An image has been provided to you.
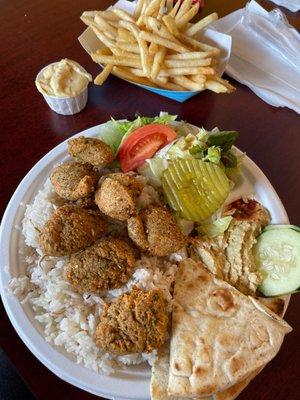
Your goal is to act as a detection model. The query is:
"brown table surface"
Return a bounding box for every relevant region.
[1,0,299,399]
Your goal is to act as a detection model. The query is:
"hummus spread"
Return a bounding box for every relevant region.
[36,59,92,98]
[191,199,270,295]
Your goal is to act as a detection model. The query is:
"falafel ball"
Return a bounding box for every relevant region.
[64,238,136,293]
[95,173,143,221]
[39,205,106,256]
[127,205,186,256]
[68,136,114,167]
[50,161,99,201]
[94,287,168,354]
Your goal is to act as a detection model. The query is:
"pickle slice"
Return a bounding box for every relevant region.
[162,159,230,221]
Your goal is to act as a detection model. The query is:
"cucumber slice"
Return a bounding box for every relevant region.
[264,224,300,233]
[162,159,230,221]
[254,228,300,296]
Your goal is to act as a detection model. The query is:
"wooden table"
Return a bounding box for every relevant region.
[0,1,299,399]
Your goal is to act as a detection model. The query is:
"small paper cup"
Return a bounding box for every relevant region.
[36,63,89,115]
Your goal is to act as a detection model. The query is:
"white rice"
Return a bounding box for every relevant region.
[9,178,180,374]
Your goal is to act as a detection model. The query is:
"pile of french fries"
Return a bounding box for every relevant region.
[81,0,235,93]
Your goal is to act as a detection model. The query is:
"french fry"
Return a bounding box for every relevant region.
[158,66,215,76]
[189,74,206,84]
[130,68,169,85]
[185,12,218,37]
[116,42,140,54]
[144,0,161,17]
[206,76,235,93]
[204,79,230,93]
[151,46,166,79]
[94,14,118,37]
[162,14,180,36]
[99,10,120,22]
[155,79,187,91]
[97,46,113,56]
[134,0,145,18]
[153,76,169,85]
[138,37,152,76]
[166,0,173,13]
[176,3,200,30]
[119,20,140,39]
[169,0,181,17]
[149,42,159,55]
[176,0,193,19]
[80,13,95,26]
[171,75,204,91]
[112,66,156,87]
[91,52,142,69]
[111,48,141,59]
[157,0,166,20]
[94,64,113,85]
[89,25,117,52]
[166,51,213,59]
[180,34,221,56]
[139,30,188,52]
[164,58,212,68]
[112,8,135,23]
[117,27,136,44]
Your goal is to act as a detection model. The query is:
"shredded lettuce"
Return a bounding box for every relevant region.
[165,127,239,170]
[197,216,233,238]
[97,121,125,154]
[113,112,178,151]
[147,158,169,180]
[203,146,221,164]
[138,158,169,187]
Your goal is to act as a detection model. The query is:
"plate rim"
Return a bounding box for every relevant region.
[0,121,290,400]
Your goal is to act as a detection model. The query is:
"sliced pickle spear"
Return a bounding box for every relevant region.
[162,159,230,221]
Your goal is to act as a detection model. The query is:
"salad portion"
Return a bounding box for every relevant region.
[96,112,300,297]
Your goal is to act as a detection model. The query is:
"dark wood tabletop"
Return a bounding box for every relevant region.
[0,1,299,399]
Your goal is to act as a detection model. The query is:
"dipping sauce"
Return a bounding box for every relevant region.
[35,59,92,98]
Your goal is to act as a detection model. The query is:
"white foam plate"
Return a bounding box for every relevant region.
[0,122,290,400]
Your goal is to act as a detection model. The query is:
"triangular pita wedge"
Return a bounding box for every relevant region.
[150,278,288,400]
[168,259,292,398]
[151,345,261,400]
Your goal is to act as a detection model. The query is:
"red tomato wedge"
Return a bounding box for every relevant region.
[118,124,177,172]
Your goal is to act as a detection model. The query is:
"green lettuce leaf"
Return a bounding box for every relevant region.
[97,120,125,154]
[203,146,221,164]
[207,130,239,152]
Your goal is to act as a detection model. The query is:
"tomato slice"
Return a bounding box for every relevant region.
[118,124,177,172]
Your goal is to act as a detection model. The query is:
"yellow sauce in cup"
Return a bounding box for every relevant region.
[35,59,92,98]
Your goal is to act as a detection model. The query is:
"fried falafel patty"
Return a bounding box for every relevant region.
[50,161,99,201]
[64,238,136,293]
[94,288,168,354]
[39,205,106,256]
[95,173,143,221]
[68,136,114,167]
[127,205,186,256]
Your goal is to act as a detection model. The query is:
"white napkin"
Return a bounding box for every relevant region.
[212,1,300,114]
[271,0,300,12]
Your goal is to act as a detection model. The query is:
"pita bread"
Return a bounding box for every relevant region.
[168,259,292,398]
[151,344,212,400]
[150,279,289,400]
